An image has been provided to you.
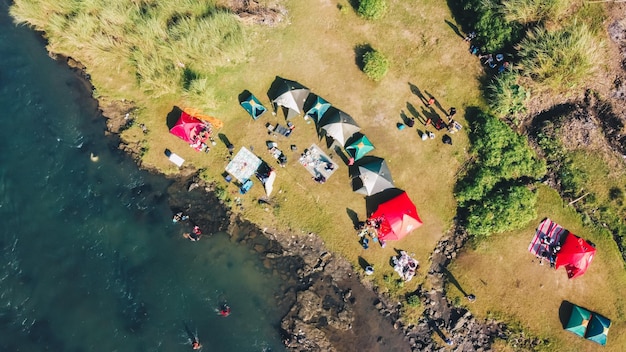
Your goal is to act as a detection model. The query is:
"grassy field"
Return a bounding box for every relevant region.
[115,0,484,294]
[448,185,626,351]
[11,0,626,348]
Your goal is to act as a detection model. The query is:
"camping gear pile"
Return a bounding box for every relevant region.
[393,251,419,282]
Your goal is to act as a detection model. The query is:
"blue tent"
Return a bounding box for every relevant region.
[240,92,267,120]
[586,314,611,346]
[304,94,331,123]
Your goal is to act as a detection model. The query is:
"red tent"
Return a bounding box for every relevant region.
[169,109,223,152]
[555,233,596,279]
[369,191,422,241]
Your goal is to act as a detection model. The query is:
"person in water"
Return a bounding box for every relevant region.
[183,232,201,241]
[191,339,202,350]
[218,304,231,317]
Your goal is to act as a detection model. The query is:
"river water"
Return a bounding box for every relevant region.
[0,3,285,351]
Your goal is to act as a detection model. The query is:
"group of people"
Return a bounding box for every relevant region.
[466,30,511,74]
[173,212,203,242]
[538,234,562,267]
[356,218,387,249]
[190,126,215,153]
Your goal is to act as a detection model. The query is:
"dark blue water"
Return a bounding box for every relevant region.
[0,3,285,351]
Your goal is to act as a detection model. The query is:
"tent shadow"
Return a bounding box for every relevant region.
[333,145,350,165]
[365,187,406,216]
[166,106,183,129]
[238,90,252,104]
[559,300,574,329]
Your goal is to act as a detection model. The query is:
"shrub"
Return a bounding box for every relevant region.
[358,0,388,20]
[465,183,538,236]
[487,71,530,118]
[463,0,523,52]
[517,23,603,91]
[456,110,546,237]
[362,50,389,81]
[406,294,421,307]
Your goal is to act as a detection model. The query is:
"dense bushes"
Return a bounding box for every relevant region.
[456,111,546,237]
[362,49,389,81]
[358,0,388,20]
[462,0,523,53]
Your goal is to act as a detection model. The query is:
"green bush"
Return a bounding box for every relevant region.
[362,50,389,81]
[456,111,546,237]
[487,71,529,118]
[463,0,523,52]
[465,184,538,236]
[358,0,388,20]
[406,294,421,307]
[518,23,603,91]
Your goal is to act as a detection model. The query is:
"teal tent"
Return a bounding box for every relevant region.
[345,134,374,161]
[565,305,591,338]
[586,314,611,345]
[304,94,331,123]
[240,92,267,120]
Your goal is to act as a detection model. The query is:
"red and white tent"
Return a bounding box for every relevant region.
[368,191,422,241]
[555,233,596,279]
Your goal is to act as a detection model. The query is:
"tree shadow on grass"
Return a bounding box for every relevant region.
[354,43,373,70]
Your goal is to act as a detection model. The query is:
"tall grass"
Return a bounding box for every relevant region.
[500,0,571,25]
[486,71,529,119]
[10,0,246,99]
[517,22,603,92]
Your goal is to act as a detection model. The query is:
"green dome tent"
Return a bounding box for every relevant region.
[345,134,375,162]
[304,94,331,123]
[240,91,267,120]
[565,305,591,338]
[586,313,611,346]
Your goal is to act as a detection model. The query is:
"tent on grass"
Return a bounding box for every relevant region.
[303,94,331,123]
[555,233,596,279]
[169,108,222,152]
[350,157,394,196]
[586,313,611,345]
[240,91,267,120]
[318,107,361,146]
[345,133,375,161]
[267,77,310,119]
[368,191,422,241]
[565,305,591,338]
